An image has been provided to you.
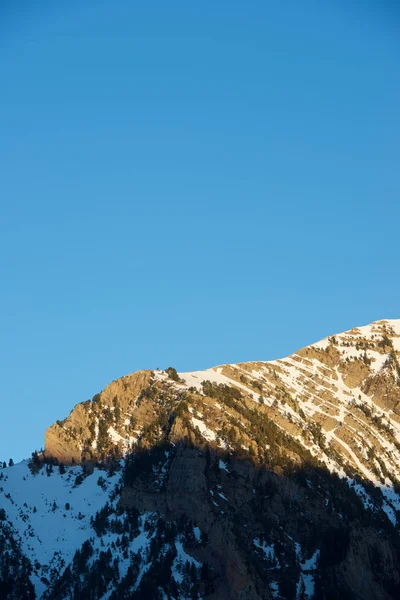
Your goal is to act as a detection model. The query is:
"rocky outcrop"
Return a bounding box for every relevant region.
[328,526,400,600]
[44,403,91,463]
[44,320,400,492]
[338,358,370,388]
[120,445,262,600]
[100,369,152,411]
[119,440,400,600]
[38,321,400,600]
[44,370,152,463]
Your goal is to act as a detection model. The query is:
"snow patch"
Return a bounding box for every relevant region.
[191,417,217,442]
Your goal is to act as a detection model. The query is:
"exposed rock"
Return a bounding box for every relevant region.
[338,358,370,388]
[31,318,400,599]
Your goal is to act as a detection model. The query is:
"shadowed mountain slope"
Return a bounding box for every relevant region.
[1,319,400,599]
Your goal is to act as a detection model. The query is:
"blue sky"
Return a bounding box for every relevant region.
[1,1,399,462]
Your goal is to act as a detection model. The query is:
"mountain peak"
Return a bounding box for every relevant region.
[2,319,400,599]
[44,319,400,493]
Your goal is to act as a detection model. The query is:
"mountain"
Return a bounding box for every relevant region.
[1,319,400,599]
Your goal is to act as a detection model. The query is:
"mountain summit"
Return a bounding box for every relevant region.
[1,319,400,599]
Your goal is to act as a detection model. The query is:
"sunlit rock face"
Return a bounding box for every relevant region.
[1,319,400,599]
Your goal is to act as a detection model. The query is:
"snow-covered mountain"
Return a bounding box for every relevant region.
[2,319,400,599]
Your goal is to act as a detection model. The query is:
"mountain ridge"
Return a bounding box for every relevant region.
[2,318,400,599]
[45,319,400,492]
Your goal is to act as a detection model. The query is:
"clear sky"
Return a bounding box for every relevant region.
[0,1,399,462]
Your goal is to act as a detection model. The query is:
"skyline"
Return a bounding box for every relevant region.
[1,0,399,462]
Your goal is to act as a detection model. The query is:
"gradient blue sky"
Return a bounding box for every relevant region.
[1,1,399,462]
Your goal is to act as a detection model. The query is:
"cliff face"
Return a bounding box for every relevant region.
[2,319,400,599]
[119,444,400,600]
[45,319,400,495]
[44,370,152,463]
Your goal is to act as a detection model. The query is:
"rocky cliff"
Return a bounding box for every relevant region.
[45,319,400,495]
[1,319,400,599]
